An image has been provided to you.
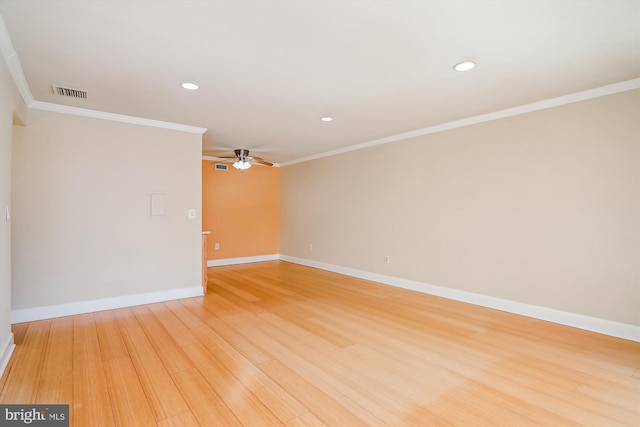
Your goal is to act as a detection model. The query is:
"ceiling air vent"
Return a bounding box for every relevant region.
[214,163,229,171]
[52,84,87,99]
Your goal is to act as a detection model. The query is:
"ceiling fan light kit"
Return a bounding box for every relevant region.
[233,159,252,170]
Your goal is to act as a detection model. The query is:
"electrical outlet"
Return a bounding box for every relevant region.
[308,244,313,251]
[384,256,390,264]
[214,243,220,250]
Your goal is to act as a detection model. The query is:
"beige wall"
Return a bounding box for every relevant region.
[281,90,640,326]
[0,61,9,370]
[11,110,202,309]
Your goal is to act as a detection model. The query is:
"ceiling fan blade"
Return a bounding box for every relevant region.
[252,157,274,166]
[209,156,237,162]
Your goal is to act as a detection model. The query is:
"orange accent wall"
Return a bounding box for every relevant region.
[202,161,280,260]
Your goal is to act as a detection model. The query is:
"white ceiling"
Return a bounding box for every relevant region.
[1,0,638,164]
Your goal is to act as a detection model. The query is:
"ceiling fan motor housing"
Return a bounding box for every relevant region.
[234,149,250,160]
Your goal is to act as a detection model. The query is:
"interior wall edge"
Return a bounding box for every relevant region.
[0,332,15,379]
[279,255,640,342]
[30,101,207,135]
[10,286,203,324]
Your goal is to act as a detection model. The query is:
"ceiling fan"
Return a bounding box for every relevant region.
[212,149,274,170]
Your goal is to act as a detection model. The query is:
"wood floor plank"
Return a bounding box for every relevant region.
[94,310,129,361]
[156,410,201,427]
[129,305,194,374]
[145,303,198,346]
[401,404,456,427]
[39,317,74,376]
[73,314,115,427]
[36,317,74,405]
[163,299,207,329]
[170,367,240,427]
[181,342,284,427]
[210,276,262,302]
[284,412,327,427]
[103,356,156,427]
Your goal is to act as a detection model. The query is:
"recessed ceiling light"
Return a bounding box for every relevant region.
[453,60,476,72]
[321,117,333,122]
[181,82,199,90]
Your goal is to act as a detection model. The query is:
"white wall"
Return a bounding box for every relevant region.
[0,36,28,376]
[11,110,202,311]
[281,90,640,329]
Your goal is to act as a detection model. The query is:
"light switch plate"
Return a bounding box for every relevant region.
[188,209,196,219]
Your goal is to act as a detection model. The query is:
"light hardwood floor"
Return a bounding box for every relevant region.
[1,260,639,426]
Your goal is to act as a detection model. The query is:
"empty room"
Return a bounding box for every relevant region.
[0,1,638,426]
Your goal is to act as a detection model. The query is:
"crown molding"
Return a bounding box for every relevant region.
[31,101,207,135]
[280,78,640,167]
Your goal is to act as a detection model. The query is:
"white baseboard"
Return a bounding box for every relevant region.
[11,286,203,324]
[207,254,280,267]
[280,255,640,342]
[0,332,15,379]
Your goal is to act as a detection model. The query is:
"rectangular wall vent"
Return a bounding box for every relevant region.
[214,163,229,171]
[52,84,88,99]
